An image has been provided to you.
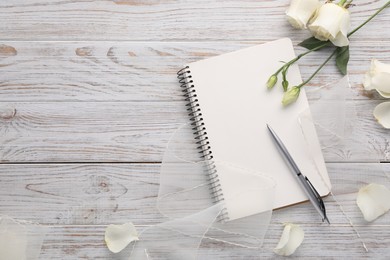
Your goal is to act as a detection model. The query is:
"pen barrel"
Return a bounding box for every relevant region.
[267,125,327,222]
[296,174,326,220]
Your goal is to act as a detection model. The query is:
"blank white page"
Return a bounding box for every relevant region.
[186,38,331,220]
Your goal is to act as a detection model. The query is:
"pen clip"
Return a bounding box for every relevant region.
[305,176,327,219]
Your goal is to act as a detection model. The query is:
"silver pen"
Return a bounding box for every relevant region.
[267,124,330,224]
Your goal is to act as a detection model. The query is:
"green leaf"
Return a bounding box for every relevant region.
[298,37,328,51]
[335,46,349,75]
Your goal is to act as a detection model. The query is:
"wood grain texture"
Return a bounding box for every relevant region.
[0,101,184,162]
[1,162,389,258]
[1,0,390,258]
[3,161,390,259]
[0,0,389,41]
[0,41,389,102]
[36,224,390,259]
[0,100,389,162]
[1,163,389,226]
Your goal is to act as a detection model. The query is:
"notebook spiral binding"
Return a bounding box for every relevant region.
[177,66,229,222]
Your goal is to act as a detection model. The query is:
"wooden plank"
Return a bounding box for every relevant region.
[1,1,388,259]
[0,100,389,162]
[32,223,390,259]
[0,101,185,162]
[0,164,163,225]
[1,163,389,225]
[0,0,389,41]
[0,41,389,102]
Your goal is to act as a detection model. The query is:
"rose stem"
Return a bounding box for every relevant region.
[297,49,337,88]
[348,0,390,37]
[275,0,390,82]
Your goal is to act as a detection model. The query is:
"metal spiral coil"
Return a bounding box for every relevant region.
[177,66,229,222]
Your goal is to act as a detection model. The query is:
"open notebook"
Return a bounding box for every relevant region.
[177,38,331,221]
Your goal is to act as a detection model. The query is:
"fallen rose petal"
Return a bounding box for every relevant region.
[356,183,390,222]
[363,59,390,98]
[373,102,390,129]
[105,222,139,253]
[274,223,304,256]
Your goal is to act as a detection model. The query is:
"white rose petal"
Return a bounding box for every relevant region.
[363,59,390,98]
[286,0,320,29]
[105,222,139,253]
[373,102,390,129]
[356,183,390,222]
[274,223,304,256]
[308,3,350,47]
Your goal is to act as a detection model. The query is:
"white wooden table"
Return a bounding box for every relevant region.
[1,0,389,259]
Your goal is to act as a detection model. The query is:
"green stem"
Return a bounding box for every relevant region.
[281,0,389,73]
[348,0,390,37]
[296,0,389,86]
[298,49,338,88]
[272,0,389,92]
[338,0,348,7]
[273,42,329,75]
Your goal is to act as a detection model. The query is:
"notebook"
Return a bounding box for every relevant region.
[177,38,331,221]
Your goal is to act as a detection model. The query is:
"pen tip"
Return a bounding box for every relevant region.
[324,216,330,225]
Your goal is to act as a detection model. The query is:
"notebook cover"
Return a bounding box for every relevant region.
[184,38,331,220]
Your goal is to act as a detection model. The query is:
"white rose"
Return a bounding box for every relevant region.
[363,59,390,98]
[286,0,320,29]
[308,3,350,47]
